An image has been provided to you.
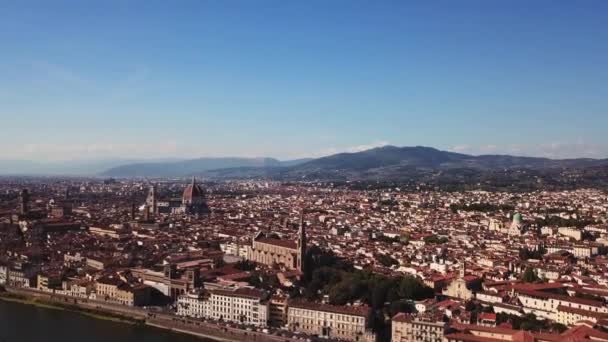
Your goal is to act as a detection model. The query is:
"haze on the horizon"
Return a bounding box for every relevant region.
[1,1,607,161]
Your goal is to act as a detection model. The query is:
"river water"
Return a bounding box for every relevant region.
[0,300,207,342]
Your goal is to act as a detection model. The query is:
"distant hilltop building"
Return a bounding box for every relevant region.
[508,212,525,236]
[487,212,526,236]
[144,177,210,216]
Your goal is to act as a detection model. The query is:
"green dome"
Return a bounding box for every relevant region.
[513,212,523,222]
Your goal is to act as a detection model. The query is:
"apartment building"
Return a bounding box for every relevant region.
[178,287,269,327]
[516,288,608,321]
[287,300,375,342]
[177,291,209,319]
[94,275,150,306]
[392,313,446,342]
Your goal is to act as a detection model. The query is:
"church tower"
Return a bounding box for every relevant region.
[296,210,307,272]
[460,258,467,278]
[19,189,29,215]
[146,184,157,215]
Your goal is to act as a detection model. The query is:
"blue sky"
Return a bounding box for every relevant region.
[1,1,607,160]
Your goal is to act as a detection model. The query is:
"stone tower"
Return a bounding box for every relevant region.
[460,258,467,278]
[297,210,307,272]
[146,184,157,215]
[19,189,29,215]
[131,202,136,220]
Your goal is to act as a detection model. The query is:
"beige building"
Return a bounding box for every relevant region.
[558,227,582,241]
[37,272,62,292]
[442,261,474,301]
[391,313,446,342]
[247,214,306,271]
[177,291,209,319]
[0,264,7,285]
[95,275,150,306]
[178,287,269,326]
[516,289,608,322]
[556,305,608,326]
[60,279,94,298]
[287,301,375,342]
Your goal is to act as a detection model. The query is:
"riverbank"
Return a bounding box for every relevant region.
[1,286,299,342]
[0,299,204,342]
[0,291,142,324]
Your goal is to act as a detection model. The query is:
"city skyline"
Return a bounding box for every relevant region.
[4,3,608,342]
[2,1,608,161]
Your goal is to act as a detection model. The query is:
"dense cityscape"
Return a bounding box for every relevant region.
[1,176,608,342]
[2,1,608,341]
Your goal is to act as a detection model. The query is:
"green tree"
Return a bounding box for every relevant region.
[376,254,398,267]
[521,267,540,283]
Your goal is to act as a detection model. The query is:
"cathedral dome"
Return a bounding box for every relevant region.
[183,177,205,203]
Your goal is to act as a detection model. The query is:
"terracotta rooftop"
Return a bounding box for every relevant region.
[256,237,297,250]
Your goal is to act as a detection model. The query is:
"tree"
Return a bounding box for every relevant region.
[214,258,225,268]
[521,267,540,283]
[235,260,257,271]
[519,246,547,260]
[303,245,352,282]
[376,254,398,267]
[424,235,448,244]
[388,300,413,317]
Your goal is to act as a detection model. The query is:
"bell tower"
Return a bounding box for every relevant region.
[146,184,157,215]
[460,259,467,278]
[297,210,307,272]
[19,189,29,215]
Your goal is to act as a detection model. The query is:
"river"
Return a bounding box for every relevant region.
[0,300,207,342]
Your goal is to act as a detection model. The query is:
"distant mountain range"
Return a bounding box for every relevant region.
[100,145,608,180]
[0,158,180,176]
[101,157,313,177]
[288,145,608,172]
[260,145,608,181]
[3,146,608,180]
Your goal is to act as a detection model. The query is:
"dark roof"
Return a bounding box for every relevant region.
[289,300,369,317]
[210,287,265,300]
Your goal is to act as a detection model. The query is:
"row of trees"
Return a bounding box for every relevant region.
[496,312,567,333]
[301,246,434,339]
[449,203,515,213]
[519,246,547,260]
[534,216,596,229]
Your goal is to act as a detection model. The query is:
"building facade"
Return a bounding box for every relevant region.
[178,287,269,327]
[246,213,307,271]
[287,301,374,342]
[94,276,150,306]
[0,264,7,285]
[145,178,210,216]
[392,313,446,342]
[443,261,474,301]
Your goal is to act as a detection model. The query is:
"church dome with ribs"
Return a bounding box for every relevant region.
[182,177,205,203]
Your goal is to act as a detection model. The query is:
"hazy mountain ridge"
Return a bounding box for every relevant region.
[0,158,182,176]
[101,157,313,177]
[200,146,608,181]
[4,146,608,179]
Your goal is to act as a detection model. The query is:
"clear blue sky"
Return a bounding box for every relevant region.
[1,1,607,160]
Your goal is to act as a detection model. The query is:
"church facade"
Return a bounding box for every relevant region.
[246,214,307,271]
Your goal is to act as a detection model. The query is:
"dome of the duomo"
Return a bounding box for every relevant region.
[183,177,205,204]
